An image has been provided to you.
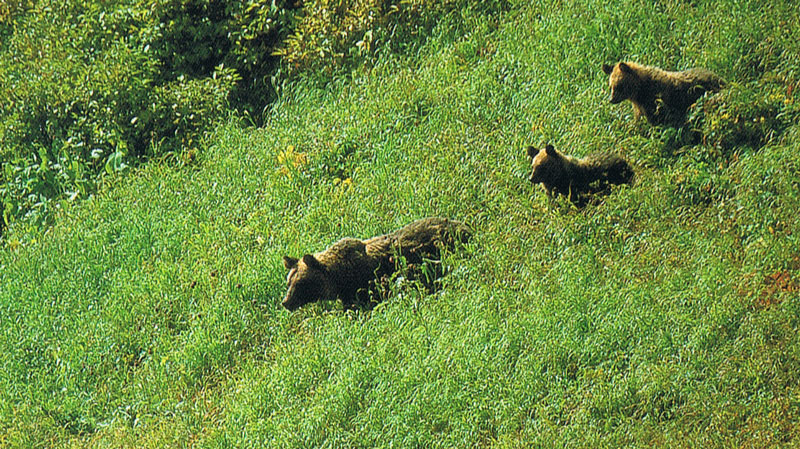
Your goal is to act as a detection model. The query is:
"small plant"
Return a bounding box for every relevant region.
[311,138,360,183]
[277,144,309,178]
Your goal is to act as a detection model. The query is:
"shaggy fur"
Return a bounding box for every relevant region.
[282,217,472,311]
[602,61,725,126]
[527,144,634,205]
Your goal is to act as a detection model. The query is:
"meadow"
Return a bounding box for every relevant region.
[1,0,800,447]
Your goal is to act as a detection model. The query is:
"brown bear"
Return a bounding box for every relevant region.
[601,61,725,126]
[527,144,633,205]
[281,217,472,311]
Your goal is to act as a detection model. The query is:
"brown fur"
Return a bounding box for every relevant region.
[527,144,634,205]
[282,217,472,311]
[602,61,725,126]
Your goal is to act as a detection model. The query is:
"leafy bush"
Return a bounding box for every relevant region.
[0,0,504,237]
[278,0,510,78]
[0,13,154,229]
[0,1,240,233]
[0,6,239,231]
[144,66,241,159]
[145,0,300,116]
[222,0,302,112]
[0,0,298,234]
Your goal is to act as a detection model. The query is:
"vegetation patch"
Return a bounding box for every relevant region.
[1,0,800,447]
[0,0,502,237]
[688,74,798,155]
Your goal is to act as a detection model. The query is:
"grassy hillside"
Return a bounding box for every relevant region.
[2,0,800,447]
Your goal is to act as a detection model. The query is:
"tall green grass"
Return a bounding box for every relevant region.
[2,0,799,447]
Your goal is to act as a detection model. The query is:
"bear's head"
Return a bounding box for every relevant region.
[602,62,638,104]
[527,144,562,185]
[282,254,336,311]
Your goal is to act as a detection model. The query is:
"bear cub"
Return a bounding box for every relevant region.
[527,144,633,205]
[602,61,725,126]
[282,217,472,311]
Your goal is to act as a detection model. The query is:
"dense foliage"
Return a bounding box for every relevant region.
[279,0,509,78]
[0,0,498,236]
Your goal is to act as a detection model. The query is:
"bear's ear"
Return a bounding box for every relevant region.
[602,63,614,75]
[526,146,537,159]
[283,256,299,270]
[618,62,632,73]
[302,254,324,271]
[544,144,557,156]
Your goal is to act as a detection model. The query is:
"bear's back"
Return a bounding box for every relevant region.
[365,217,471,264]
[683,68,725,89]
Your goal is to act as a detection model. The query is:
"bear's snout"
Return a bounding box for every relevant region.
[282,289,301,311]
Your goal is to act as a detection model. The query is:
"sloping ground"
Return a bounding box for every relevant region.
[1,0,799,447]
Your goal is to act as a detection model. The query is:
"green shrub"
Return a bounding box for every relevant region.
[223,0,302,113]
[0,0,296,234]
[0,0,239,233]
[0,12,155,229]
[277,0,510,79]
[143,66,241,160]
[0,0,502,236]
[145,0,300,117]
